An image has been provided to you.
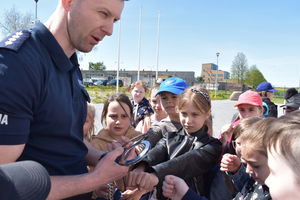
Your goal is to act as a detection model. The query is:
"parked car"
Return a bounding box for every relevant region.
[94,79,108,86]
[107,79,123,87]
[83,79,94,86]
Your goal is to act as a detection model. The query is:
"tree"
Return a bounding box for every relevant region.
[89,62,106,71]
[195,76,204,83]
[0,6,34,38]
[245,65,266,89]
[231,52,249,86]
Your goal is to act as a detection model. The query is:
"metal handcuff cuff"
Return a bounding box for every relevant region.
[115,133,150,166]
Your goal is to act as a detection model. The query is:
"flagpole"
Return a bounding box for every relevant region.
[137,6,142,81]
[155,11,161,81]
[116,19,121,93]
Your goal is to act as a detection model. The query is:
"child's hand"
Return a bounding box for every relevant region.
[162,175,189,200]
[219,124,234,148]
[125,171,158,191]
[94,184,110,199]
[220,153,241,173]
[121,188,147,200]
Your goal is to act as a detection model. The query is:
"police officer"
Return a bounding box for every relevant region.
[0,0,130,199]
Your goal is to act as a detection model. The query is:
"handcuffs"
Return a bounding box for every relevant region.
[115,133,150,166]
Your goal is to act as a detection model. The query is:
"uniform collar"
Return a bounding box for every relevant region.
[32,22,75,72]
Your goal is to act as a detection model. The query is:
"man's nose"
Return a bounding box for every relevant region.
[101,21,113,36]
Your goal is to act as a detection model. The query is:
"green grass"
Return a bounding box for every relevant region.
[85,86,286,104]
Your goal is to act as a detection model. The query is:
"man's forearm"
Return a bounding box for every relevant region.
[47,173,96,199]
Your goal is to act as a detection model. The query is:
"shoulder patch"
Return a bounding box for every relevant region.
[0,30,31,52]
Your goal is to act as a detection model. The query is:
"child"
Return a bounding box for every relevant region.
[123,86,222,200]
[220,117,261,192]
[84,103,96,142]
[90,93,141,200]
[130,80,154,127]
[145,77,188,147]
[256,82,278,118]
[235,118,274,199]
[280,93,300,115]
[165,118,273,200]
[136,85,167,133]
[163,175,207,200]
[263,110,300,200]
[219,90,264,151]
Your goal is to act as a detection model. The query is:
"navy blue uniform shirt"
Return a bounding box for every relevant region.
[0,22,90,176]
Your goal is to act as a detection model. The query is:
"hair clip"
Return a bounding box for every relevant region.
[191,88,210,102]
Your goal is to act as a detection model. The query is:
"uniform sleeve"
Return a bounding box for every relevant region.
[0,50,39,144]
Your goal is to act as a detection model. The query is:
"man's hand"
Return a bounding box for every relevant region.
[92,147,130,185]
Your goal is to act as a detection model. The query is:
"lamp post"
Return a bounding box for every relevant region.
[34,0,38,21]
[214,52,220,98]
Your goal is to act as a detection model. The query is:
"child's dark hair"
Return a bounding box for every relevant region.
[284,88,298,100]
[101,93,133,126]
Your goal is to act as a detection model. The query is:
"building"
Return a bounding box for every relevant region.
[201,63,230,89]
[81,69,195,86]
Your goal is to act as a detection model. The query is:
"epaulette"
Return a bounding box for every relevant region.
[0,30,31,52]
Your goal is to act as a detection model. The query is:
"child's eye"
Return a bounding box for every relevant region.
[109,114,117,119]
[252,165,260,169]
[121,114,128,118]
[181,112,187,117]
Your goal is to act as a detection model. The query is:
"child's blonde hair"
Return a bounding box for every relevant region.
[263,110,300,183]
[85,103,96,141]
[178,86,211,114]
[239,117,275,157]
[228,117,262,154]
[149,85,160,97]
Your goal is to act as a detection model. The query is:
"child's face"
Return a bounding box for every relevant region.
[159,92,179,117]
[83,114,93,136]
[237,104,263,119]
[149,89,167,119]
[233,137,242,158]
[265,147,300,200]
[241,146,269,185]
[266,91,274,100]
[179,103,210,135]
[105,101,131,137]
[131,85,145,103]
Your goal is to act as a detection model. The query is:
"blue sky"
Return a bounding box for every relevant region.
[1,0,299,87]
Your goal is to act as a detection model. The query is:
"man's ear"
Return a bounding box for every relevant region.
[61,0,73,12]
